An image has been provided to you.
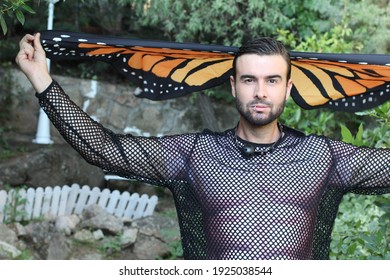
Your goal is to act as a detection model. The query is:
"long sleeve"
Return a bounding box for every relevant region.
[329,139,389,195]
[36,80,195,186]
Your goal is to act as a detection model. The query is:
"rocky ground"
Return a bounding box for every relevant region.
[0,136,181,260]
[0,202,181,260]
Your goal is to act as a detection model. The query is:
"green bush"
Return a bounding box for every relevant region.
[330,102,389,259]
[330,194,390,260]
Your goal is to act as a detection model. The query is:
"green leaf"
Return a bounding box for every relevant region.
[21,4,35,14]
[347,243,358,255]
[0,15,7,35]
[356,123,364,143]
[374,197,390,212]
[340,124,353,144]
[378,213,390,223]
[15,9,25,25]
[375,230,384,245]
[356,237,365,246]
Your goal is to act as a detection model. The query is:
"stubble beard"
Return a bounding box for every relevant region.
[234,95,286,127]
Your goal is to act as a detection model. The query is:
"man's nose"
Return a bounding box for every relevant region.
[254,82,267,99]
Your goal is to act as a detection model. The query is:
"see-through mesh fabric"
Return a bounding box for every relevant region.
[36,81,389,259]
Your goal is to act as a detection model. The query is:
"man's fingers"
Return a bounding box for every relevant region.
[18,34,34,60]
[33,32,45,53]
[19,34,34,48]
[16,46,31,63]
[17,33,47,63]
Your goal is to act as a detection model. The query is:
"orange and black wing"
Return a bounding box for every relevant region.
[40,30,390,112]
[40,30,236,100]
[290,52,390,111]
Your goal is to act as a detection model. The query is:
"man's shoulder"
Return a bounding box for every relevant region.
[282,125,333,149]
[200,128,235,137]
[282,125,306,138]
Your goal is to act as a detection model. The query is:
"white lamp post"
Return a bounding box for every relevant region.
[33,0,60,144]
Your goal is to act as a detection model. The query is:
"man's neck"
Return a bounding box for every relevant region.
[235,120,281,144]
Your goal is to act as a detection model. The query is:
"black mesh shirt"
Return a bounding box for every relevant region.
[37,81,390,260]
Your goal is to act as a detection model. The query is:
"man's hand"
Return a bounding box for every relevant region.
[15,33,52,93]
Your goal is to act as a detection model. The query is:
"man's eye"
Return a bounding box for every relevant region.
[244,78,254,83]
[268,79,277,84]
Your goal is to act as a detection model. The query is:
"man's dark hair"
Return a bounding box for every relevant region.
[232,37,291,80]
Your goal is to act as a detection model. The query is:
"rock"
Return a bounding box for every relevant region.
[23,221,52,244]
[75,252,104,260]
[0,143,105,188]
[132,216,162,237]
[0,223,19,245]
[120,227,138,247]
[8,222,27,237]
[47,232,71,260]
[23,220,70,259]
[0,240,22,259]
[93,229,104,240]
[133,234,169,260]
[73,229,95,243]
[55,214,81,235]
[80,204,123,234]
[0,199,180,260]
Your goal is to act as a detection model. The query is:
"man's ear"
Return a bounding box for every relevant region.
[230,75,236,98]
[285,79,293,100]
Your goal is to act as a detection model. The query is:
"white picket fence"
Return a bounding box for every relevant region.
[0,184,158,223]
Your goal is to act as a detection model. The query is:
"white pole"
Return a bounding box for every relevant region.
[33,0,59,144]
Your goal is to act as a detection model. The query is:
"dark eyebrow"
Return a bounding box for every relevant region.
[239,74,283,80]
[266,74,283,80]
[239,74,256,80]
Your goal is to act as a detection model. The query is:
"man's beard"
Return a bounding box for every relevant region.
[234,95,286,126]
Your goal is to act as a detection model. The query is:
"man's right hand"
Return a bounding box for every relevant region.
[15,33,53,93]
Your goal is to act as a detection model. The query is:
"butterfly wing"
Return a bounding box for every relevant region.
[40,30,236,100]
[40,30,390,111]
[290,52,390,111]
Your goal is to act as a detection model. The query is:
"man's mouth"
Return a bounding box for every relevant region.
[250,103,271,111]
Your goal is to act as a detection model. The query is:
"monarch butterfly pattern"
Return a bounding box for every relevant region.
[40,30,390,112]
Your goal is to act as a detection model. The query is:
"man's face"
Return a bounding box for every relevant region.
[230,54,292,126]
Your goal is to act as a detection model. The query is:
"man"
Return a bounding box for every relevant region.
[16,33,389,260]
